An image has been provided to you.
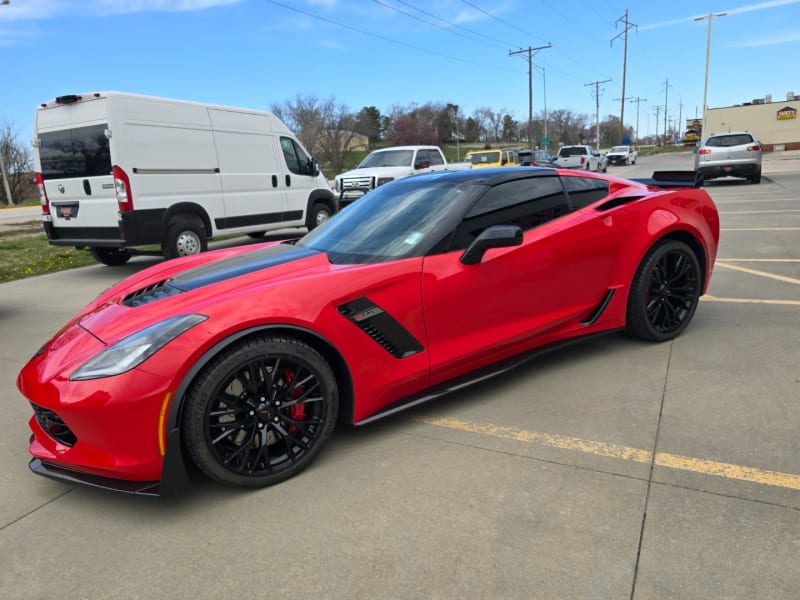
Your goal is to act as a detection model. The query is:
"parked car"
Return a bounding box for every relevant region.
[554,145,599,171]
[694,131,762,184]
[334,145,451,205]
[518,149,557,167]
[33,92,336,265]
[466,149,519,168]
[595,152,608,172]
[18,167,719,495]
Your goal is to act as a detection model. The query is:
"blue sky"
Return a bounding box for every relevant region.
[1,0,799,146]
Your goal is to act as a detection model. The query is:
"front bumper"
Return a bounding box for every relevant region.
[697,163,760,179]
[29,458,161,496]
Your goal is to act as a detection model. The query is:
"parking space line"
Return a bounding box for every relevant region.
[701,295,800,306]
[714,262,800,285]
[413,416,800,491]
[721,227,800,231]
[717,259,800,262]
[718,209,800,215]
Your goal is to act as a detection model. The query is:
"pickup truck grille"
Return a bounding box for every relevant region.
[341,176,373,193]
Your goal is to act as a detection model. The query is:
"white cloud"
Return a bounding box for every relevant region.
[733,29,800,45]
[0,0,242,21]
[640,0,800,31]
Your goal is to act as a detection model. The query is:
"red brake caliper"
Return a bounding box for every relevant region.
[283,367,306,436]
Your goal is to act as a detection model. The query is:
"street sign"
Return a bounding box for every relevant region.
[541,136,551,148]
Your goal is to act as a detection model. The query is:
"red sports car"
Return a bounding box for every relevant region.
[17,167,719,495]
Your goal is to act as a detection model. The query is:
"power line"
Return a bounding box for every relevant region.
[460,0,549,44]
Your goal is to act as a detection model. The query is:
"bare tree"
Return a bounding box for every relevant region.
[270,95,326,155]
[316,101,361,175]
[1,121,33,207]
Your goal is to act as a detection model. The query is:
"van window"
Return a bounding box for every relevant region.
[38,124,111,180]
[280,137,313,176]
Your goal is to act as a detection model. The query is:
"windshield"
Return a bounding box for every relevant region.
[358,149,414,168]
[609,146,629,153]
[558,147,587,157]
[297,176,483,263]
[470,152,501,165]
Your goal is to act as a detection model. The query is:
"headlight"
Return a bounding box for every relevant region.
[376,177,394,187]
[70,314,207,381]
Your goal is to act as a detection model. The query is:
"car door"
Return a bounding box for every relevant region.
[421,174,623,383]
[279,136,319,224]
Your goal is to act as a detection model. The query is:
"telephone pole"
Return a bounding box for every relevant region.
[586,79,612,150]
[536,66,548,139]
[663,79,669,144]
[611,9,637,144]
[509,43,551,147]
[653,105,663,145]
[628,96,647,144]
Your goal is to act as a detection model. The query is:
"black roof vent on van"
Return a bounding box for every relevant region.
[55,95,82,105]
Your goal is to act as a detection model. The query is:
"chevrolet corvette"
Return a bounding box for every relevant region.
[17,167,719,495]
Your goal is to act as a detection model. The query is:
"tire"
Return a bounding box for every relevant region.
[306,202,332,230]
[163,215,207,259]
[750,171,761,184]
[89,247,132,266]
[247,232,266,239]
[182,335,338,488]
[626,240,701,342]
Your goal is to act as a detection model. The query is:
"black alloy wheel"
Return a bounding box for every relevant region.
[183,335,338,487]
[627,240,701,342]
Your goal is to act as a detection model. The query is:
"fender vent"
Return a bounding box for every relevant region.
[31,403,77,447]
[338,299,423,358]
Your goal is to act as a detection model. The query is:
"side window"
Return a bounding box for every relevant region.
[448,176,569,251]
[561,176,610,209]
[280,137,312,175]
[416,149,430,167]
[429,150,444,166]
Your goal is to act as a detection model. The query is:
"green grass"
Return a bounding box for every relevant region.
[0,235,97,282]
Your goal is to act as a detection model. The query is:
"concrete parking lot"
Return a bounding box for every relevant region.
[1,151,798,599]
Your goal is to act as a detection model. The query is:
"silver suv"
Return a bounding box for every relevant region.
[694,131,762,184]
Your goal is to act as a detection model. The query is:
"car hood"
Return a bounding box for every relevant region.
[336,166,413,179]
[75,243,342,344]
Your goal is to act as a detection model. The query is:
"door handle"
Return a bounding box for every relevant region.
[272,175,278,188]
[83,179,92,195]
[285,174,291,187]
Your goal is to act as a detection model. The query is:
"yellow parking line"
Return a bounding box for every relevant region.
[714,262,800,285]
[413,416,800,491]
[701,295,800,306]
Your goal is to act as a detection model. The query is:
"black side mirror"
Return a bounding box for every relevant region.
[460,225,523,265]
[309,159,320,177]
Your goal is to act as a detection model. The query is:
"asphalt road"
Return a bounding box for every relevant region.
[1,152,798,599]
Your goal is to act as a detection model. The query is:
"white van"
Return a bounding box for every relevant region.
[33,92,336,265]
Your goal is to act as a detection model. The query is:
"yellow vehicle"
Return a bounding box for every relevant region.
[465,149,519,168]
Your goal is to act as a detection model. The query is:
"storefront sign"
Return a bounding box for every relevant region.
[777,106,797,120]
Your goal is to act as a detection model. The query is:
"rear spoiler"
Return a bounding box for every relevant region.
[631,170,703,189]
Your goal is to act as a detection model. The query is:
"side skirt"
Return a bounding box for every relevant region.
[354,329,622,427]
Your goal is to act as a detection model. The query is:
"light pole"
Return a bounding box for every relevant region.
[694,12,726,140]
[0,0,13,205]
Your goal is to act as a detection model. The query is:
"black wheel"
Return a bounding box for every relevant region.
[182,335,338,488]
[89,247,132,266]
[247,231,266,239]
[163,215,207,259]
[306,202,332,230]
[750,171,761,184]
[626,240,701,342]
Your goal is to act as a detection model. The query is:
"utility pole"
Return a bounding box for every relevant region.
[677,95,683,141]
[509,43,551,148]
[662,78,673,145]
[653,105,663,146]
[586,79,612,151]
[613,95,633,142]
[628,96,647,144]
[611,9,637,144]
[536,65,548,139]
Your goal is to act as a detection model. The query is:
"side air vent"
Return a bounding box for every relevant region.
[338,298,424,359]
[596,196,644,211]
[122,279,183,307]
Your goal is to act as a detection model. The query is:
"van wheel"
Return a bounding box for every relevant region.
[306,202,332,230]
[164,215,207,259]
[247,232,266,239]
[89,247,132,266]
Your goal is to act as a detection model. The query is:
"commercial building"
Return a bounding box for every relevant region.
[705,92,800,151]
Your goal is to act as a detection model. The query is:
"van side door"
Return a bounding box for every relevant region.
[279,137,319,227]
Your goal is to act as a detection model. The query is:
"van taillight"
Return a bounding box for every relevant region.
[698,149,712,155]
[35,173,51,215]
[113,166,133,211]
[580,156,586,165]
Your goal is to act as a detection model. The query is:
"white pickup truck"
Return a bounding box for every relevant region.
[554,145,599,171]
[334,145,454,205]
[606,145,638,166]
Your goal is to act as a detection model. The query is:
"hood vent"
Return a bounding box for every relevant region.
[122,279,183,307]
